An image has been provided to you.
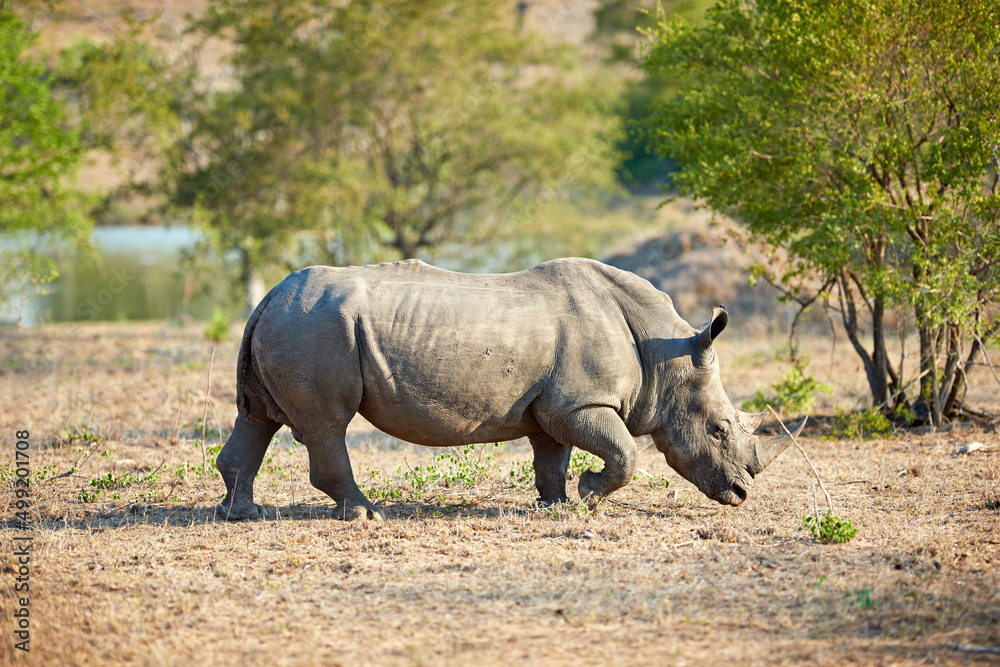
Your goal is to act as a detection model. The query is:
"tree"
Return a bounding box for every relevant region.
[0,10,90,325]
[589,0,715,189]
[165,0,621,309]
[642,0,1000,424]
[54,17,191,221]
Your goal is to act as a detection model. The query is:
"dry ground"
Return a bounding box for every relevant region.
[1,322,998,665]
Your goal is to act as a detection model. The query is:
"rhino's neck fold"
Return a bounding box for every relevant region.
[625,335,695,436]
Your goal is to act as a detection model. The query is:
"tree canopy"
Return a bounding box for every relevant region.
[643,0,1000,423]
[0,10,90,324]
[163,0,622,305]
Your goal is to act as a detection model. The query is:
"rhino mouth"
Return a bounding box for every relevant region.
[721,480,748,506]
[731,480,748,505]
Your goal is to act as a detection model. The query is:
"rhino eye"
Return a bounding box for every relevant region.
[710,423,729,440]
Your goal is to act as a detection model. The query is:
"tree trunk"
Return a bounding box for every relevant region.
[915,304,938,423]
[929,324,942,428]
[240,247,266,316]
[870,294,892,405]
[937,324,961,420]
[837,271,886,406]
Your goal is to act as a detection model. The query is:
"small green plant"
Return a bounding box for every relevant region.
[649,475,670,489]
[800,510,858,543]
[78,489,99,503]
[176,446,223,480]
[204,306,230,343]
[263,455,290,478]
[630,468,670,489]
[828,407,893,440]
[33,464,57,483]
[403,442,501,490]
[59,425,101,445]
[506,460,535,487]
[88,471,139,490]
[568,451,603,478]
[892,402,916,425]
[185,419,220,439]
[849,586,876,610]
[363,467,403,500]
[743,362,832,416]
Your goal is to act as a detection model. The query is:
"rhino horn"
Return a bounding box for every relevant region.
[736,409,766,435]
[748,415,807,477]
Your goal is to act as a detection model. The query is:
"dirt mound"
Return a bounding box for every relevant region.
[603,214,794,326]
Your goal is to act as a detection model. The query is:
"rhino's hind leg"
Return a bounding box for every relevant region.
[530,434,571,505]
[548,407,637,506]
[216,415,281,520]
[302,425,385,522]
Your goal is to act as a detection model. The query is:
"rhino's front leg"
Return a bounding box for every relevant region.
[529,433,572,505]
[548,407,637,504]
[303,425,385,522]
[216,415,281,520]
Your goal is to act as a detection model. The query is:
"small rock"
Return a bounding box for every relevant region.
[578,529,597,540]
[958,442,984,454]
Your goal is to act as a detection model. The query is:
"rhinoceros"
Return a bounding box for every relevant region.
[216,258,804,521]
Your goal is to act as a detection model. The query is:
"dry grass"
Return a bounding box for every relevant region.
[1,322,999,665]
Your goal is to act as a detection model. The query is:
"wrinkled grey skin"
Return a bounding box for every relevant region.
[216,258,804,521]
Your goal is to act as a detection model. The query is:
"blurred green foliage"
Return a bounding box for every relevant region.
[589,0,714,189]
[0,10,91,323]
[203,306,230,343]
[54,17,190,210]
[829,408,894,440]
[643,0,1000,420]
[743,362,832,417]
[801,511,858,544]
[156,0,622,304]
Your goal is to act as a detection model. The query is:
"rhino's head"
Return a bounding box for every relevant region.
[650,307,805,506]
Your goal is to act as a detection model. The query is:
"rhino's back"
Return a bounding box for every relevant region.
[253,258,653,445]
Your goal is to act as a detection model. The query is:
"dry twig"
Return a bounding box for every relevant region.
[201,347,217,470]
[766,405,833,513]
[972,333,1000,389]
[46,427,113,483]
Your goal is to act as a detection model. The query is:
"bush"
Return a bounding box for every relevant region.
[743,363,832,416]
[801,511,858,544]
[829,407,894,440]
[204,306,230,342]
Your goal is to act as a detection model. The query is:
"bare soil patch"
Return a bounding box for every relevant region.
[1,323,998,665]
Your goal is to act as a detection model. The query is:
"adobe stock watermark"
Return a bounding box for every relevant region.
[75,267,135,319]
[12,430,33,653]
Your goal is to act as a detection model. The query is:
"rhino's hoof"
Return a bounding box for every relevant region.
[535,495,569,507]
[335,504,386,522]
[216,501,268,521]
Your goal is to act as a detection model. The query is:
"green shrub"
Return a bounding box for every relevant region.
[204,306,230,342]
[800,511,858,543]
[404,443,501,490]
[743,363,832,415]
[829,407,894,440]
[506,460,535,487]
[363,467,403,501]
[849,586,876,610]
[568,451,603,478]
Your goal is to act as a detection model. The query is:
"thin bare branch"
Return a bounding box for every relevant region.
[201,347,217,470]
[767,405,833,514]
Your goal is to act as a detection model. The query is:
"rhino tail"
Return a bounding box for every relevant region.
[235,288,283,425]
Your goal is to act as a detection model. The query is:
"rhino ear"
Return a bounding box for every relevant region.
[696,306,729,352]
